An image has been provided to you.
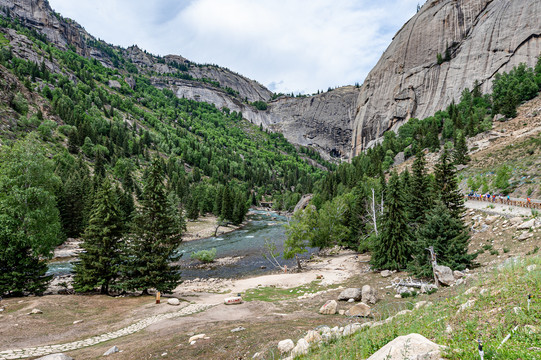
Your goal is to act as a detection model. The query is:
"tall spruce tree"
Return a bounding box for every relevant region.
[435,149,464,219]
[409,150,432,227]
[408,202,476,277]
[371,172,412,270]
[73,179,124,294]
[121,159,183,294]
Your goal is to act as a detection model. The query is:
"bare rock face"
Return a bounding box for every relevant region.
[0,0,89,55]
[351,0,541,155]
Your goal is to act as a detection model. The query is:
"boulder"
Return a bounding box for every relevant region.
[518,219,536,230]
[291,338,309,357]
[278,339,295,354]
[434,265,455,286]
[380,270,392,277]
[231,326,245,333]
[485,215,499,224]
[362,285,378,304]
[518,232,533,241]
[343,323,362,336]
[167,298,180,306]
[453,271,465,279]
[103,346,120,356]
[366,333,444,360]
[510,217,523,226]
[36,355,74,360]
[304,330,321,345]
[338,288,362,301]
[188,334,206,343]
[319,300,338,315]
[345,302,371,317]
[29,308,43,315]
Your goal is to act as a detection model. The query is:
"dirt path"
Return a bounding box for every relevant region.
[0,304,215,360]
[465,200,534,217]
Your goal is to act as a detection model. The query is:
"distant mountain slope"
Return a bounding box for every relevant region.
[0,0,359,160]
[351,0,541,155]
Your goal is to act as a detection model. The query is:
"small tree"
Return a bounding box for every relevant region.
[409,150,433,227]
[284,205,318,268]
[435,149,464,219]
[408,202,476,277]
[73,179,124,294]
[371,172,412,270]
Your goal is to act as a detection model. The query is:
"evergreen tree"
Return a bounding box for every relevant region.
[232,190,248,225]
[435,149,464,219]
[409,150,432,226]
[73,179,124,294]
[453,130,469,165]
[121,159,183,294]
[221,185,234,221]
[408,202,476,277]
[371,172,412,270]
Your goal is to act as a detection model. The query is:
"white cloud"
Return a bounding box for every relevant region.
[48,0,419,94]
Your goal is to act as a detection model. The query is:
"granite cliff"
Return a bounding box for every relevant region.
[351,0,541,156]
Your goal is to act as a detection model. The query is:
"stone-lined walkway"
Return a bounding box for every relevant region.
[0,303,216,359]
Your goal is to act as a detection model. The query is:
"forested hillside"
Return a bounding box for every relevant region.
[0,13,330,296]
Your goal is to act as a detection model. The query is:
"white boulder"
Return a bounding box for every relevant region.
[338,288,362,301]
[167,298,180,306]
[278,339,295,354]
[434,265,455,286]
[362,285,378,304]
[366,333,444,360]
[319,300,338,315]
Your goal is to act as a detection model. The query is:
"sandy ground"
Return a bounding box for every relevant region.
[173,251,367,305]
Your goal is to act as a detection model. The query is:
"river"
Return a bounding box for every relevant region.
[47,210,315,280]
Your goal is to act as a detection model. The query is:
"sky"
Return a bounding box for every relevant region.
[47,0,420,95]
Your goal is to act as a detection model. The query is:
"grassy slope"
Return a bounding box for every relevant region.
[302,256,540,360]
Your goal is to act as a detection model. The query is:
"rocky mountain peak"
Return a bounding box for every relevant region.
[351,0,541,156]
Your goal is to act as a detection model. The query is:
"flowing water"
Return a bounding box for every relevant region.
[47,210,315,279]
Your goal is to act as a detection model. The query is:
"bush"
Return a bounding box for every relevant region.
[11,92,28,115]
[191,248,216,263]
[251,100,268,111]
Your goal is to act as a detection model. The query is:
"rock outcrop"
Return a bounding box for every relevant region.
[351,0,541,155]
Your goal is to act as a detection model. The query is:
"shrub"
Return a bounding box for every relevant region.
[11,92,28,115]
[191,248,216,263]
[251,100,268,111]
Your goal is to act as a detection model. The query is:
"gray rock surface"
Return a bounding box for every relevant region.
[351,0,541,155]
[435,265,455,286]
[361,285,378,304]
[366,333,444,360]
[338,288,362,301]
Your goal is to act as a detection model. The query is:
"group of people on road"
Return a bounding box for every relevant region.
[466,192,538,208]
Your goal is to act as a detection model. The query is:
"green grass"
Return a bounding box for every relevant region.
[243,281,340,302]
[300,256,541,359]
